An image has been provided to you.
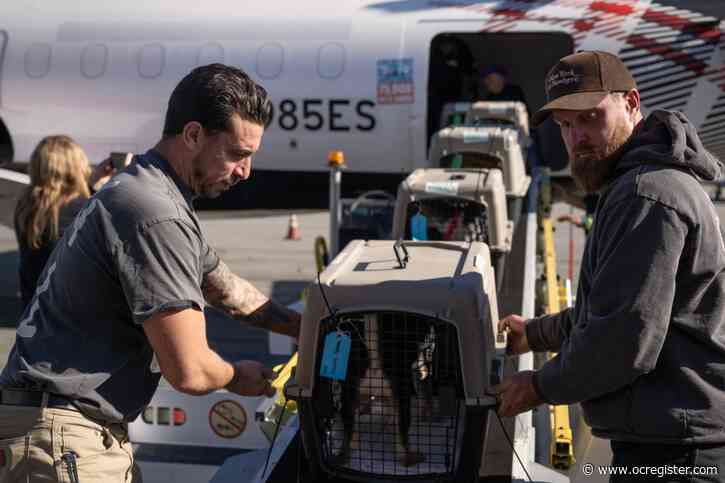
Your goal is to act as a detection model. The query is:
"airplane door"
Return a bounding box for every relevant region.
[0,30,6,107]
[406,26,434,170]
[422,31,574,172]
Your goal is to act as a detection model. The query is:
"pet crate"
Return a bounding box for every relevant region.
[287,240,504,483]
[390,168,512,288]
[439,101,472,129]
[464,100,530,138]
[428,126,531,223]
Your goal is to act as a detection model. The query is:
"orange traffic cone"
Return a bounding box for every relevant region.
[285,214,301,240]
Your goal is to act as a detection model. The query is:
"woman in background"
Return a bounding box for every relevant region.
[14,135,120,308]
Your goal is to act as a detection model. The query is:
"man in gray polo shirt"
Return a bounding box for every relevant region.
[0,64,300,482]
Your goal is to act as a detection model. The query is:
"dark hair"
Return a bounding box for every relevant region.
[480,64,508,79]
[163,63,273,136]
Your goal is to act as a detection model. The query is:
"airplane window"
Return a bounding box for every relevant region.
[317,43,345,79]
[24,43,51,79]
[81,44,108,79]
[256,43,283,80]
[138,43,165,79]
[197,42,225,66]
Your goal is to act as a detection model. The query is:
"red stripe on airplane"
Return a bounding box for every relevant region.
[492,8,526,19]
[641,9,721,45]
[626,34,708,76]
[589,2,635,16]
[575,19,595,31]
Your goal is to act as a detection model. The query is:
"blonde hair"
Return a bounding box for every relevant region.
[15,135,91,249]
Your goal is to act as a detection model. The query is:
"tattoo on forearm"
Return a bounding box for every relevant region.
[202,260,265,317]
[202,260,300,338]
[244,300,301,339]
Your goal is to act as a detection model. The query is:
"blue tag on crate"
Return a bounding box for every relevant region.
[411,213,428,241]
[319,332,351,381]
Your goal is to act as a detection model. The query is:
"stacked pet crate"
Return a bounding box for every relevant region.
[465,101,530,140]
[438,101,472,129]
[428,101,531,224]
[287,240,504,483]
[390,168,512,288]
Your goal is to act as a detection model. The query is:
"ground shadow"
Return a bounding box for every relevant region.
[206,280,307,366]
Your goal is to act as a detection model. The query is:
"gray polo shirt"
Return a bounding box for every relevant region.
[0,150,219,422]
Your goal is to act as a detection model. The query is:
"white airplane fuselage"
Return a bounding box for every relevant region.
[0,1,723,207]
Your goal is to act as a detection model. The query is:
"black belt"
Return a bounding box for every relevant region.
[0,389,76,409]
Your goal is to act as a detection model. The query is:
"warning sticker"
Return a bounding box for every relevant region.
[425,181,459,196]
[463,130,490,144]
[209,400,247,439]
[377,58,414,105]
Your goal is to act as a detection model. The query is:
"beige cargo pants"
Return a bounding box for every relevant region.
[0,404,142,483]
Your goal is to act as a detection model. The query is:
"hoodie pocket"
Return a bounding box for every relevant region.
[629,382,686,438]
[581,387,634,434]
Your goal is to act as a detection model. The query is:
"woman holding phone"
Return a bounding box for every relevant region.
[13,135,128,309]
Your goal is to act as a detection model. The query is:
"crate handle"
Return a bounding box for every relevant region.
[393,239,409,269]
[349,190,396,213]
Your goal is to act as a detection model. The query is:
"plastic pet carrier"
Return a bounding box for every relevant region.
[439,101,472,129]
[464,100,530,138]
[390,168,512,287]
[428,126,531,224]
[287,240,504,483]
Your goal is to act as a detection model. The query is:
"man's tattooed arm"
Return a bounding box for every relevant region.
[201,260,301,338]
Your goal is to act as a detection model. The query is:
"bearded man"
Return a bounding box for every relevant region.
[493,51,725,480]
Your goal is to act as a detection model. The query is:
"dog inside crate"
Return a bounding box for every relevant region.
[313,310,465,476]
[404,198,489,244]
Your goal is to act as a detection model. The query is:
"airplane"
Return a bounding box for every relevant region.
[0,0,723,213]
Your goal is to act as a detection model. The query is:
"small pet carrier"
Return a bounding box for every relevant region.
[464,100,530,138]
[390,168,512,287]
[287,240,504,483]
[428,126,531,223]
[429,126,529,199]
[439,101,472,129]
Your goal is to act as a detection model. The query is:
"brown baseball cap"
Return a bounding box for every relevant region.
[532,51,637,127]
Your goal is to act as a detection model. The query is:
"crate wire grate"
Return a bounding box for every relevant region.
[438,152,502,170]
[313,311,465,478]
[405,198,489,244]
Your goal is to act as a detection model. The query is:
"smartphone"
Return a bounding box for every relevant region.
[109,152,133,171]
